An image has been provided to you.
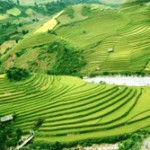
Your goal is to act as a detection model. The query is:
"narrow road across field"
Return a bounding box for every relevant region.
[84,76,150,86]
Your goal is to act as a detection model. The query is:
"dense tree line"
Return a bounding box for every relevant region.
[47,42,86,76]
[0,1,16,14]
[119,132,149,150]
[0,122,22,150]
[133,0,150,3]
[21,131,149,150]
[89,70,148,77]
[6,67,30,81]
[124,0,150,6]
[32,0,102,15]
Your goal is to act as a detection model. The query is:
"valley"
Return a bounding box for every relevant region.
[0,0,149,149]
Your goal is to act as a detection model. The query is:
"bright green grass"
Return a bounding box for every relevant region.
[25,8,36,15]
[6,7,21,16]
[0,14,8,20]
[0,74,149,143]
[57,4,87,25]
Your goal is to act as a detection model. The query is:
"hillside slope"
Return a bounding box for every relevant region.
[0,3,149,76]
[0,74,149,143]
[56,4,150,75]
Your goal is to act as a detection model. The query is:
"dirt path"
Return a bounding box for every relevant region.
[35,11,64,33]
[141,137,150,150]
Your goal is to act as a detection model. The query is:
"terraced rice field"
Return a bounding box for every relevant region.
[56,5,150,74]
[0,4,149,75]
[0,74,149,143]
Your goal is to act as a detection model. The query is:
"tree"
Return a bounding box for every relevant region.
[22,30,29,35]
[54,141,63,150]
[0,122,22,150]
[16,0,20,5]
[6,67,30,81]
[47,42,86,76]
[33,118,44,130]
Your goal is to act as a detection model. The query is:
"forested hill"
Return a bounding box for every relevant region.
[9,0,102,5]
[129,0,150,3]
[0,0,101,16]
[7,0,126,6]
[0,0,120,17]
[2,0,150,6]
[122,0,150,7]
[0,1,16,13]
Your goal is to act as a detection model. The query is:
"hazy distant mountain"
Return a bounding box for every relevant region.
[11,0,55,5]
[11,0,127,5]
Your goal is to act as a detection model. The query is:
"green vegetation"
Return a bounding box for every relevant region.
[33,118,45,130]
[20,131,149,149]
[119,132,149,150]
[64,7,74,19]
[22,141,63,150]
[82,6,91,16]
[6,7,21,16]
[1,2,149,76]
[6,67,30,81]
[0,122,22,150]
[47,42,86,76]
[0,1,16,14]
[124,0,150,6]
[0,74,149,145]
[55,4,150,76]
[15,48,27,57]
[31,0,103,16]
[7,41,85,75]
[0,0,149,148]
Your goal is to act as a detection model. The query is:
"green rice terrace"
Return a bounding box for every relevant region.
[0,1,150,76]
[0,0,150,149]
[0,73,150,143]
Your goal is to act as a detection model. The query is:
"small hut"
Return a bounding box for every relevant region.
[96,67,100,71]
[107,48,114,52]
[0,115,14,122]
